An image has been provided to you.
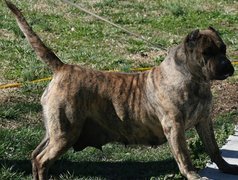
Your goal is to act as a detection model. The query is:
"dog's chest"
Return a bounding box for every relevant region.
[182,83,212,128]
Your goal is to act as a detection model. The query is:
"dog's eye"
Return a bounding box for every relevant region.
[203,46,217,57]
[203,51,209,56]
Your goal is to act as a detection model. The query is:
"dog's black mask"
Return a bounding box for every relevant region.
[185,27,234,80]
[202,27,234,80]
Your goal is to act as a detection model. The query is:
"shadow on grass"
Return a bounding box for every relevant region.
[0,158,179,178]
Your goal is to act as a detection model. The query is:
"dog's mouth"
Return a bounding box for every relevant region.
[219,74,230,80]
[214,61,235,80]
[216,71,234,80]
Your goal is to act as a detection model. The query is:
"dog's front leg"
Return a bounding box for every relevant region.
[196,119,238,174]
[162,118,201,179]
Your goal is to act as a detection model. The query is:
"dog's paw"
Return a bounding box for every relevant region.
[199,177,210,180]
[186,171,210,180]
[186,171,202,180]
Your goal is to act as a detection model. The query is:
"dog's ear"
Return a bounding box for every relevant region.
[185,29,200,48]
[208,26,220,35]
[208,26,216,32]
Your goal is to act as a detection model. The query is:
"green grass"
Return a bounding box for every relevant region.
[0,0,238,179]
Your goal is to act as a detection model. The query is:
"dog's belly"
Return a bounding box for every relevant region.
[73,116,167,151]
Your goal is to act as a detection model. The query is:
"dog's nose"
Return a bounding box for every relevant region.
[229,65,235,76]
[222,60,234,76]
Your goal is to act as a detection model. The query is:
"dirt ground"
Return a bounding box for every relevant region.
[211,80,238,119]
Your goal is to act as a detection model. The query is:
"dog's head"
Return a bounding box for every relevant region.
[184,27,234,80]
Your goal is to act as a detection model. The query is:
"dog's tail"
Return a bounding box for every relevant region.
[5,1,64,72]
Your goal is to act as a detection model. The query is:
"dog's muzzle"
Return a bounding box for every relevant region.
[215,57,234,80]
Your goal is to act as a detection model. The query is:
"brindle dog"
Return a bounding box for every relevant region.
[5,1,237,179]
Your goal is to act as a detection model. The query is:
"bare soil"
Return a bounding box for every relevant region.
[211,80,238,119]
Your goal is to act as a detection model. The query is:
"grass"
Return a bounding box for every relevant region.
[0,0,238,179]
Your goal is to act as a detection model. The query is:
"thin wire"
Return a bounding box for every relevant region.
[62,0,167,51]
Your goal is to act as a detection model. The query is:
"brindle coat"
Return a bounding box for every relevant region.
[5,1,238,179]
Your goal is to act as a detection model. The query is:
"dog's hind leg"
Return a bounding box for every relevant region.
[31,135,49,180]
[32,128,80,180]
[32,105,82,180]
[32,135,49,158]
